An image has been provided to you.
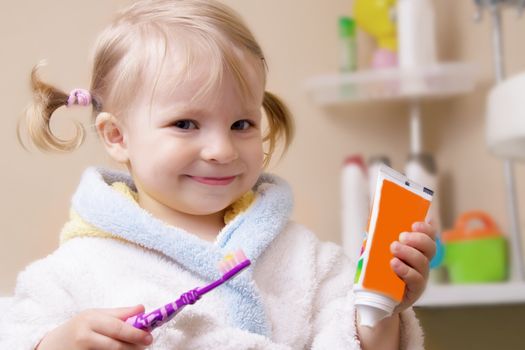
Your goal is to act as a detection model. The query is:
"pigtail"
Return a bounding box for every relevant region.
[19,64,85,152]
[262,91,294,166]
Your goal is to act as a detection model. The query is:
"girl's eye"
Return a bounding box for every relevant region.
[231,120,253,131]
[173,120,197,130]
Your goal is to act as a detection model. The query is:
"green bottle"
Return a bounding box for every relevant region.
[339,16,357,72]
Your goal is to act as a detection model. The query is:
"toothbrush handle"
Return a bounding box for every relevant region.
[198,259,251,295]
[126,260,250,331]
[126,289,201,332]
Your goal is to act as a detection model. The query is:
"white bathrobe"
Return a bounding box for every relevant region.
[0,168,424,349]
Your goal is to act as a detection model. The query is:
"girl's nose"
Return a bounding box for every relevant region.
[200,134,239,164]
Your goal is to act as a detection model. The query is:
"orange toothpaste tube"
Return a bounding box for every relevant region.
[353,165,433,327]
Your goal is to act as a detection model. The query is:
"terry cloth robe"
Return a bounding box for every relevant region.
[0,167,424,349]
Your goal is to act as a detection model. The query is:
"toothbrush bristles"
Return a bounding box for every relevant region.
[217,249,250,275]
[235,249,247,262]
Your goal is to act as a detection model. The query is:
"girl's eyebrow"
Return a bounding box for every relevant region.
[156,105,202,118]
[155,101,262,121]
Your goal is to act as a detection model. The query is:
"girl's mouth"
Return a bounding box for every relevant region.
[189,175,237,186]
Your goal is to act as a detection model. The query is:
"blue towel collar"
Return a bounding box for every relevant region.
[71,167,294,337]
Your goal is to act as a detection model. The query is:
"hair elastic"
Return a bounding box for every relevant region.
[67,89,92,107]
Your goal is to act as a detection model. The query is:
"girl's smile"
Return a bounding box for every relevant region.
[187,175,237,186]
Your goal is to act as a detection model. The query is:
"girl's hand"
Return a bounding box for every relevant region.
[390,221,436,314]
[36,305,153,350]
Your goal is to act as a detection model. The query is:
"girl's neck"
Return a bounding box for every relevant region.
[137,194,225,242]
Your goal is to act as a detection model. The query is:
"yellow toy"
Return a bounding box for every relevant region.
[353,0,398,68]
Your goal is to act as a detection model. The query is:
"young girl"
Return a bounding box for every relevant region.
[0,0,435,349]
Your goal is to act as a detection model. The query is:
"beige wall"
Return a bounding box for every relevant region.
[1,0,524,349]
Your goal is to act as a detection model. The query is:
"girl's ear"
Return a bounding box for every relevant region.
[95,112,129,163]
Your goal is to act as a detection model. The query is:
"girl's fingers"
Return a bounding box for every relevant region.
[107,304,146,320]
[80,331,145,350]
[391,241,430,280]
[390,257,426,291]
[412,221,436,240]
[399,231,436,261]
[92,318,152,346]
[89,308,152,346]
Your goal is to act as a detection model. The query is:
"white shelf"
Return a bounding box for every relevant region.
[415,282,525,307]
[304,62,477,106]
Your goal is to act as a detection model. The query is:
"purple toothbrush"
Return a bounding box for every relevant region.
[126,249,251,332]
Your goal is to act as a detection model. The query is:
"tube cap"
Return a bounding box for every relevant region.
[339,16,356,38]
[356,304,391,328]
[354,289,396,328]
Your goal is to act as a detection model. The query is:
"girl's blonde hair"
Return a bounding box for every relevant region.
[23,0,293,164]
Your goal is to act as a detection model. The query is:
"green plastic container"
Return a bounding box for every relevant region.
[444,236,507,283]
[443,211,508,283]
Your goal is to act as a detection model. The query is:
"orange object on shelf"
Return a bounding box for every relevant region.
[442,211,501,242]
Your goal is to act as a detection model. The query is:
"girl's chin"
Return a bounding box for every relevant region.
[181,203,230,217]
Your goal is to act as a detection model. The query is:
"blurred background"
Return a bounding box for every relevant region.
[1,0,525,349]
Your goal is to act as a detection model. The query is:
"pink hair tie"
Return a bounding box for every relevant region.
[67,88,92,107]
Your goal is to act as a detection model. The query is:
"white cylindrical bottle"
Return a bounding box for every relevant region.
[404,153,440,233]
[405,153,445,281]
[341,155,370,269]
[397,0,437,69]
[397,0,438,94]
[367,156,391,203]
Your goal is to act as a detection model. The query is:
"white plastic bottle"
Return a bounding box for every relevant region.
[405,153,445,282]
[397,0,437,69]
[367,156,391,203]
[341,155,370,269]
[404,153,440,233]
[397,0,438,94]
